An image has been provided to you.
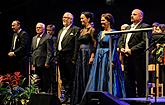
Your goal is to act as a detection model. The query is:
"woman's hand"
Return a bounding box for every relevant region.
[89,57,94,64]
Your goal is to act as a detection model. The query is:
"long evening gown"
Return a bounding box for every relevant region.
[71,27,95,105]
[82,30,126,102]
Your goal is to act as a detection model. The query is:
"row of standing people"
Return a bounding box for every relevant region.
[72,8,151,104]
[57,11,126,104]
[7,8,150,105]
[8,21,57,93]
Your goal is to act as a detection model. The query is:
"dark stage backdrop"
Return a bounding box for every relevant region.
[0,0,164,73]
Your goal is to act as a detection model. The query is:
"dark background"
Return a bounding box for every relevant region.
[0,0,164,73]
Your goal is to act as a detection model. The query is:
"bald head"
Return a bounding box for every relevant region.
[131,9,144,24]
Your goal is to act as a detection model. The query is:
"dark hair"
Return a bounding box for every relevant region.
[47,24,55,31]
[81,11,94,23]
[101,13,114,28]
[152,22,159,27]
[159,24,165,32]
[13,20,21,26]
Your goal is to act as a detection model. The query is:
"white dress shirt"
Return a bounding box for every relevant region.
[58,25,71,51]
[13,29,22,50]
[13,34,18,50]
[125,23,139,49]
[36,34,43,47]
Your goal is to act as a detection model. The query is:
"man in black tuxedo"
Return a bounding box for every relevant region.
[56,12,80,102]
[31,22,54,92]
[46,24,58,94]
[118,9,150,97]
[8,20,31,85]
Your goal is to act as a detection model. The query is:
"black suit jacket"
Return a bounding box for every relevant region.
[10,29,31,60]
[118,22,151,98]
[118,22,150,55]
[31,33,53,67]
[57,25,80,62]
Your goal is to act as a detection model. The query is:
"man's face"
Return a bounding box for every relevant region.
[62,13,73,27]
[36,23,44,35]
[131,9,142,23]
[47,27,54,35]
[11,21,20,32]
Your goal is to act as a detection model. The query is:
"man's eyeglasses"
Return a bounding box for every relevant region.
[63,17,72,19]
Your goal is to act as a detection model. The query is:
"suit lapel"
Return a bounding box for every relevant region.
[124,26,131,43]
[38,33,48,46]
[18,30,23,37]
[130,23,141,40]
[11,33,17,49]
[62,27,72,42]
[129,23,142,41]
[57,25,73,49]
[33,36,38,49]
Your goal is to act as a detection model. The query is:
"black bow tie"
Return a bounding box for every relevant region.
[37,34,42,38]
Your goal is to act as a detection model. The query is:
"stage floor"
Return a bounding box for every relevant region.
[120,97,165,105]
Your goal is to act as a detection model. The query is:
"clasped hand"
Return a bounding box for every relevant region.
[121,48,131,56]
[8,52,16,57]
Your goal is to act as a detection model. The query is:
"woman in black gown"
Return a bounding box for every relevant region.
[71,11,97,105]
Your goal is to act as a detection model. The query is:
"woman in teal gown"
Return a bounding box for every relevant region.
[81,13,126,102]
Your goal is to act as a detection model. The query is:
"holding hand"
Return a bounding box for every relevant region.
[120,48,131,56]
[8,52,16,57]
[45,64,50,68]
[89,57,94,64]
